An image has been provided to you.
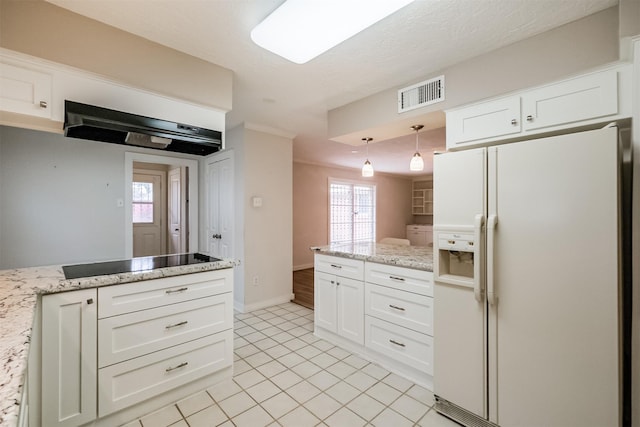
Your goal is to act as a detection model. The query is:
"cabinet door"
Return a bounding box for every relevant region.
[446,96,520,148]
[207,154,234,259]
[521,70,617,132]
[336,277,364,345]
[0,62,52,118]
[42,289,97,427]
[314,271,337,333]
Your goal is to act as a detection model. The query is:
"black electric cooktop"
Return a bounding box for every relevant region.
[62,253,221,280]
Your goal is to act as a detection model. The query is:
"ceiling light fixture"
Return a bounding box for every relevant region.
[362,137,374,177]
[410,124,424,171]
[250,0,416,64]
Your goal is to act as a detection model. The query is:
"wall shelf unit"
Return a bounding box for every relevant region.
[412,179,433,216]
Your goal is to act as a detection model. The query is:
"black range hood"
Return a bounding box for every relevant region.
[64,100,222,156]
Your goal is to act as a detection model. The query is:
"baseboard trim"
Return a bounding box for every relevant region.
[293,263,314,271]
[234,293,296,313]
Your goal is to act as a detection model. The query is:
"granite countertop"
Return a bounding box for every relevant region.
[311,242,433,272]
[0,257,236,426]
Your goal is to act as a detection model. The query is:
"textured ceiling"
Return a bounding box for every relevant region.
[45,0,617,176]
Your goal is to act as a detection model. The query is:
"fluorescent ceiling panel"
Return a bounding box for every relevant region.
[251,0,415,64]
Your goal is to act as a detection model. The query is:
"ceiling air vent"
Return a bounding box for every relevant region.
[398,75,445,113]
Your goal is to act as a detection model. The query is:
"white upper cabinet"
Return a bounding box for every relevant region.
[0,48,226,134]
[446,64,632,150]
[0,62,52,119]
[446,96,521,145]
[521,70,618,131]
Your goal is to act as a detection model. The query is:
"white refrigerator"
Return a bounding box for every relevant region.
[432,127,623,427]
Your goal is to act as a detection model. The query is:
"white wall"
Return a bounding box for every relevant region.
[0,125,199,269]
[226,124,293,312]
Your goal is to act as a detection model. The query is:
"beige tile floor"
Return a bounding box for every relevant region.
[124,302,459,427]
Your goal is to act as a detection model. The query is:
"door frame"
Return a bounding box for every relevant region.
[125,153,198,258]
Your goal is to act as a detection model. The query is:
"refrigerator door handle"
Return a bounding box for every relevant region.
[473,214,485,303]
[487,214,498,306]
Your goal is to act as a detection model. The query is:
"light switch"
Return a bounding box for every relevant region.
[252,196,263,208]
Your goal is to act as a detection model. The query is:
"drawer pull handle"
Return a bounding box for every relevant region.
[330,264,342,269]
[389,304,405,311]
[165,320,188,329]
[166,361,188,372]
[389,339,406,347]
[166,287,188,294]
[389,276,405,281]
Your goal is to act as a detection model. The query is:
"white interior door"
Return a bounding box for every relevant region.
[133,170,166,257]
[489,128,620,426]
[433,148,487,418]
[207,155,233,259]
[168,166,186,254]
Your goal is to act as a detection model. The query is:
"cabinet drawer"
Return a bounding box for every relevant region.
[98,293,232,367]
[98,269,232,318]
[98,330,233,416]
[315,254,364,281]
[365,316,433,375]
[365,283,433,335]
[365,263,433,296]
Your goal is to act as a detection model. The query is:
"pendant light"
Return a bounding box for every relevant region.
[410,124,424,171]
[362,137,374,177]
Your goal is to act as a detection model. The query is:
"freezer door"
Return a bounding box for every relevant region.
[433,148,487,419]
[488,128,620,426]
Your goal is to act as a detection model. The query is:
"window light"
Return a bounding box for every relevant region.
[250,0,416,64]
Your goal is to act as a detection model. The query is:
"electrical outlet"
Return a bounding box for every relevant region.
[252,275,259,286]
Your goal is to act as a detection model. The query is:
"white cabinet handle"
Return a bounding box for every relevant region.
[511,118,517,125]
[165,361,188,372]
[473,214,485,303]
[166,287,188,294]
[330,264,342,269]
[526,115,533,122]
[39,101,47,108]
[389,304,405,311]
[389,339,405,347]
[165,320,188,329]
[487,214,498,306]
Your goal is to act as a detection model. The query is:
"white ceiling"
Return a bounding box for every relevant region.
[46,0,617,176]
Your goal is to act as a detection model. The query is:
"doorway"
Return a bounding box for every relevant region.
[124,153,199,259]
[132,166,166,257]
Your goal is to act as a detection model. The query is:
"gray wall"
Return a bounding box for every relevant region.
[0,126,197,269]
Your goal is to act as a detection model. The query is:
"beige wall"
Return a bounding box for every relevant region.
[226,125,294,312]
[293,162,413,269]
[0,0,232,111]
[328,6,620,141]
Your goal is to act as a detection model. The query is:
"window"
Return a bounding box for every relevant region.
[329,179,376,244]
[132,181,154,223]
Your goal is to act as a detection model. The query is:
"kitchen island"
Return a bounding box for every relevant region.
[311,242,434,390]
[311,241,433,271]
[0,254,236,427]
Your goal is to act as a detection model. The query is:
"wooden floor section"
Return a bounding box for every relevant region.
[292,268,314,309]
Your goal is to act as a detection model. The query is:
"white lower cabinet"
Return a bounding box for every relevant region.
[98,331,232,416]
[365,316,433,375]
[38,269,233,427]
[314,255,364,345]
[314,254,434,389]
[41,288,97,427]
